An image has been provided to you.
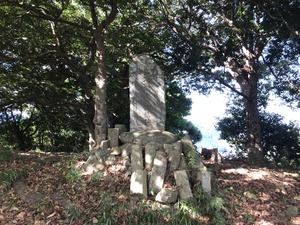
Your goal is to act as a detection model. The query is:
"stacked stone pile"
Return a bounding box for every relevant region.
[83,126,212,204]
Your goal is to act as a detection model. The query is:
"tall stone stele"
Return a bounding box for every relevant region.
[129,54,166,131]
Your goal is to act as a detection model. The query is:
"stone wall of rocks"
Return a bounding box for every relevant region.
[83,126,212,204]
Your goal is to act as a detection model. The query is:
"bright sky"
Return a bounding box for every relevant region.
[185,91,300,152]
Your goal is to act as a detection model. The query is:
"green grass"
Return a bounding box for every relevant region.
[0,170,26,186]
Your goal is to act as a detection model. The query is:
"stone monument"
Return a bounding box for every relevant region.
[129,54,166,131]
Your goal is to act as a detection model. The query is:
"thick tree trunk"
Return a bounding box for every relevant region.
[87,0,117,151]
[238,68,264,163]
[243,82,264,163]
[92,35,108,149]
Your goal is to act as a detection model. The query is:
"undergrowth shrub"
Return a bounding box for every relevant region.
[65,165,83,183]
[0,170,26,186]
[0,148,14,162]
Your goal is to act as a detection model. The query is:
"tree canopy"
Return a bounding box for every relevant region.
[0,0,299,165]
[149,0,300,163]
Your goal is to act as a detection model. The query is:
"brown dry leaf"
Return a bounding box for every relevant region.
[47,212,56,219]
[291,217,300,225]
[16,211,26,220]
[92,217,98,223]
[34,220,43,225]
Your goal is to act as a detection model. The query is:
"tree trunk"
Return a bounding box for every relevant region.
[88,0,117,152]
[237,67,264,164]
[92,34,108,149]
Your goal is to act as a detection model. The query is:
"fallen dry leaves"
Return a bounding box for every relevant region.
[211,160,300,225]
[0,152,299,225]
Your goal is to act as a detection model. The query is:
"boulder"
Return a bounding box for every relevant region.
[181,134,196,157]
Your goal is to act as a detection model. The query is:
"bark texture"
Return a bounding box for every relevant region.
[90,0,118,149]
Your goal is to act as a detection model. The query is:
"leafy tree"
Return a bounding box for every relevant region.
[217,95,300,166]
[0,0,120,152]
[0,1,200,152]
[0,105,35,151]
[152,0,300,163]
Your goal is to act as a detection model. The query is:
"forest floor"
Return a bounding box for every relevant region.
[0,151,299,225]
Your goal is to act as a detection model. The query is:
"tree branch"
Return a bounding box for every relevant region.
[2,1,92,31]
[0,95,37,109]
[99,0,118,31]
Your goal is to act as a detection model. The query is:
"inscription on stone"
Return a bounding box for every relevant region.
[129,54,166,131]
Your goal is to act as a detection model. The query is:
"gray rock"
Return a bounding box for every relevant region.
[115,124,127,135]
[111,146,122,155]
[173,141,182,153]
[122,156,131,167]
[130,144,143,172]
[119,132,134,143]
[145,142,163,169]
[94,162,105,171]
[168,149,181,172]
[104,154,116,166]
[130,170,147,199]
[108,128,120,147]
[181,134,196,157]
[121,143,132,157]
[164,144,173,154]
[119,130,178,145]
[174,170,193,200]
[155,188,178,204]
[197,167,211,194]
[178,154,188,170]
[149,151,167,194]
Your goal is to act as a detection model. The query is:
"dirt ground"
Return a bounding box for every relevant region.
[0,152,299,225]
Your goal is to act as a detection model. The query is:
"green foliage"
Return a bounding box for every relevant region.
[65,204,82,225]
[217,100,300,166]
[191,181,228,225]
[128,203,162,224]
[154,0,300,162]
[1,0,299,162]
[187,149,198,167]
[261,113,300,166]
[0,0,199,152]
[0,148,13,162]
[0,104,88,152]
[91,171,103,182]
[65,166,83,183]
[175,193,227,225]
[0,170,26,186]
